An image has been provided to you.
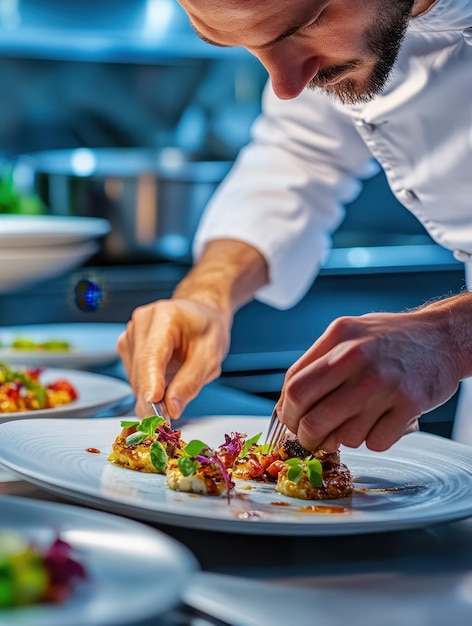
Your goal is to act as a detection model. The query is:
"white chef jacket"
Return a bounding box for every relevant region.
[193,0,472,439]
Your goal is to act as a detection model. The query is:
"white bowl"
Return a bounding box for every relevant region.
[0,215,110,247]
[0,240,99,293]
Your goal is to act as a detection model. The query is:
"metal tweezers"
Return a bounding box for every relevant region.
[149,400,171,425]
[264,404,289,452]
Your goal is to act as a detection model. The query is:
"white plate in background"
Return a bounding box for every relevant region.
[0,240,99,292]
[0,495,198,626]
[0,215,110,247]
[0,416,471,535]
[0,323,125,369]
[0,368,133,421]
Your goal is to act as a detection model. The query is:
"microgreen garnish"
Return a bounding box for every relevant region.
[125,431,147,446]
[150,441,168,472]
[178,456,199,477]
[183,440,208,457]
[124,415,167,446]
[285,457,323,487]
[120,420,140,428]
[238,432,263,458]
[177,438,235,504]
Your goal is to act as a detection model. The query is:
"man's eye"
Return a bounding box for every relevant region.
[303,11,325,31]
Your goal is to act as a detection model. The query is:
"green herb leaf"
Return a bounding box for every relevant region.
[150,441,168,472]
[284,458,302,467]
[184,440,208,457]
[287,464,304,483]
[125,432,147,446]
[239,432,262,458]
[14,372,47,409]
[120,420,140,428]
[306,459,323,487]
[306,459,322,473]
[178,456,199,477]
[138,416,166,436]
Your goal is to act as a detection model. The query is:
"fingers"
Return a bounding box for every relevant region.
[117,299,230,420]
[280,337,385,436]
[117,304,170,415]
[279,343,423,452]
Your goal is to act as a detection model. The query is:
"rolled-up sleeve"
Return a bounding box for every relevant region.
[193,82,377,309]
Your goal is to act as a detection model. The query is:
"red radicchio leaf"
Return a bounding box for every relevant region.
[43,537,87,586]
[218,432,246,461]
[194,448,235,504]
[156,424,182,448]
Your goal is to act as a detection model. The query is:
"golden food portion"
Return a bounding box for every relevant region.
[108,435,162,473]
[107,423,186,473]
[166,458,227,497]
[275,457,354,500]
[233,439,354,501]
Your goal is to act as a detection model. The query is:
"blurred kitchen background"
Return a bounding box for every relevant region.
[0,0,465,434]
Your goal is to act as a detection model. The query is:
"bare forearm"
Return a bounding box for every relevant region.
[412,290,472,380]
[173,239,269,314]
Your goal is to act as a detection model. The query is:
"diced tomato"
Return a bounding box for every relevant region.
[46,380,78,400]
[5,383,20,400]
[265,460,286,479]
[259,451,280,471]
[26,368,44,381]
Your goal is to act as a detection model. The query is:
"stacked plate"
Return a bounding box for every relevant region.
[0,215,110,293]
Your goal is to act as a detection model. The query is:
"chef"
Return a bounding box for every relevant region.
[118,0,472,452]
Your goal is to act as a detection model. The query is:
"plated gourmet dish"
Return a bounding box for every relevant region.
[0,531,86,607]
[0,362,78,413]
[108,415,353,503]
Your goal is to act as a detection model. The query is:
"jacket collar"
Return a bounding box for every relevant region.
[410,0,472,31]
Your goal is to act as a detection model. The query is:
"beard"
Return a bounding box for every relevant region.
[308,0,415,105]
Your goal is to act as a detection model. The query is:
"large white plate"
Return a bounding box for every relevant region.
[0,495,198,626]
[0,368,133,421]
[0,215,110,247]
[0,416,471,535]
[0,323,126,369]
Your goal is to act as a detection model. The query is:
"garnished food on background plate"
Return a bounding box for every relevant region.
[107,415,353,503]
[0,531,86,607]
[0,362,78,413]
[0,337,72,351]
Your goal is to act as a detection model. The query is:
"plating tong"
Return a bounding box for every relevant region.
[264,404,289,452]
[149,400,171,425]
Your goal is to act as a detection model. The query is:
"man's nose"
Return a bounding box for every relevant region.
[257,46,321,100]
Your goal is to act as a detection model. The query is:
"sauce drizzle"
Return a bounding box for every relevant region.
[298,505,351,514]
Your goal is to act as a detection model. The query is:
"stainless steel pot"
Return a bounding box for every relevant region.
[15,148,232,264]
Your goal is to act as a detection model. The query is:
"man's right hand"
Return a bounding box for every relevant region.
[117,296,232,419]
[117,239,269,419]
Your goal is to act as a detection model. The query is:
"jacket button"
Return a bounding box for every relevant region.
[454,250,472,262]
[399,189,418,203]
[354,119,376,133]
[463,27,472,45]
